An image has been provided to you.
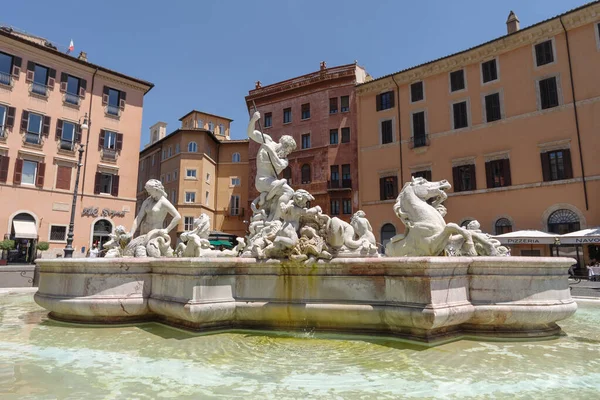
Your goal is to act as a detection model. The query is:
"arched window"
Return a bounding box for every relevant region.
[92,219,113,252]
[188,142,197,152]
[460,219,473,228]
[283,166,292,185]
[548,209,580,234]
[232,152,241,163]
[380,223,396,252]
[495,218,513,235]
[301,164,311,184]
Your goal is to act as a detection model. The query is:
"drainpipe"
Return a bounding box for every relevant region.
[80,68,98,200]
[391,75,404,186]
[560,17,588,211]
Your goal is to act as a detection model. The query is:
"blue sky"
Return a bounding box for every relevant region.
[1,0,589,145]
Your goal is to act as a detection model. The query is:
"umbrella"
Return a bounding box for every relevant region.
[560,227,600,245]
[493,230,558,245]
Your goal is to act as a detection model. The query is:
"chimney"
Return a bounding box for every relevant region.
[255,80,262,89]
[78,51,88,61]
[320,61,327,70]
[506,11,520,34]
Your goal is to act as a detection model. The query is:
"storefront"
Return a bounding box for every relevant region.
[8,213,38,264]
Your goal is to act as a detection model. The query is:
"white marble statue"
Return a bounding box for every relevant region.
[175,213,246,257]
[103,225,131,258]
[125,179,181,258]
[385,177,508,257]
[244,112,379,261]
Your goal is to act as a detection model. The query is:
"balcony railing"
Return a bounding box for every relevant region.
[0,71,12,87]
[101,148,118,161]
[410,134,430,149]
[0,126,7,140]
[228,207,245,217]
[106,105,120,117]
[328,179,340,189]
[64,92,80,106]
[342,178,352,188]
[328,179,352,190]
[30,82,49,97]
[25,133,42,145]
[59,139,74,151]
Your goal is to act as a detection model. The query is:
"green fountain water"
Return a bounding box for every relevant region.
[1,292,599,399]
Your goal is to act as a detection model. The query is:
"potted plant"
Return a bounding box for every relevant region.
[0,239,15,265]
[36,241,50,260]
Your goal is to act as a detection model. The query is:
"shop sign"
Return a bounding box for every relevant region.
[82,206,127,218]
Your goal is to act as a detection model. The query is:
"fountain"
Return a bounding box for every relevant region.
[33,112,576,344]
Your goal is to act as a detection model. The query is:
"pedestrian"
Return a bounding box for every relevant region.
[88,244,99,258]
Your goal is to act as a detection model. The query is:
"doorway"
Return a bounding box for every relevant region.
[91,219,113,255]
[9,213,37,264]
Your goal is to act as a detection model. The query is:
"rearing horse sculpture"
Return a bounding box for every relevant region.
[385,177,507,257]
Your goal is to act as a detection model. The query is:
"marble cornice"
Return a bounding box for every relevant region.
[356,3,600,96]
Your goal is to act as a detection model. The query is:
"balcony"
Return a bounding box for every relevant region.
[25,133,42,145]
[0,71,12,87]
[101,148,118,162]
[327,179,352,191]
[106,105,120,118]
[0,126,7,141]
[228,207,245,217]
[59,139,75,152]
[342,178,352,188]
[64,92,80,107]
[30,82,49,97]
[410,134,430,149]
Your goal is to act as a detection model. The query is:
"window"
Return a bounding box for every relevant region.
[301,103,310,120]
[186,169,197,178]
[341,95,349,112]
[412,170,432,181]
[539,77,559,110]
[184,216,194,231]
[485,159,511,188]
[0,104,7,135]
[342,199,352,214]
[166,173,170,182]
[452,164,476,192]
[22,160,38,185]
[484,93,502,122]
[206,172,211,183]
[380,224,397,251]
[301,164,311,184]
[26,112,44,144]
[301,134,311,149]
[60,121,76,150]
[450,70,465,92]
[206,147,212,157]
[548,209,580,234]
[65,75,81,105]
[535,40,554,67]
[188,142,197,152]
[49,225,67,242]
[330,200,340,215]
[32,64,49,96]
[140,160,144,172]
[264,113,272,128]
[162,149,166,160]
[167,146,172,158]
[329,129,338,145]
[410,82,423,103]
[329,98,338,114]
[0,52,15,86]
[495,218,513,235]
[230,195,240,216]
[98,173,114,194]
[412,112,427,148]
[218,123,225,135]
[106,87,122,116]
[541,149,573,181]
[283,108,292,124]
[379,176,398,200]
[481,59,498,83]
[196,118,203,129]
[231,177,241,186]
[208,122,214,132]
[342,164,351,188]
[160,175,165,183]
[152,154,156,166]
[381,120,393,144]
[452,101,468,129]
[173,169,178,180]
[283,166,292,184]
[185,192,196,203]
[377,91,395,110]
[175,143,180,154]
[205,191,209,206]
[232,152,241,163]
[341,127,350,143]
[330,165,339,186]
[171,189,177,204]
[104,131,118,150]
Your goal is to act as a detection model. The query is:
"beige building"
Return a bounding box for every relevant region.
[356,4,600,267]
[137,111,249,244]
[0,26,152,261]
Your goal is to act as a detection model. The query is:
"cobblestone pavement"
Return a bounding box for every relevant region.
[569,279,600,298]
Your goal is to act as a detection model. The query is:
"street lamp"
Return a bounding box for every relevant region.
[63,113,88,258]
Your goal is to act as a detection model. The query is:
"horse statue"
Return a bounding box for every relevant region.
[385,177,508,257]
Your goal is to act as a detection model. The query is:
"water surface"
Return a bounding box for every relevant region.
[1,293,599,399]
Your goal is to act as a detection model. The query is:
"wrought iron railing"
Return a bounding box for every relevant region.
[60,140,74,151]
[342,178,352,188]
[64,92,80,106]
[410,134,430,149]
[31,82,48,97]
[106,105,120,116]
[0,71,11,86]
[328,180,340,189]
[25,133,41,144]
[102,148,118,161]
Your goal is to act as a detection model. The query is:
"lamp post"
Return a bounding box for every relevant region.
[63,114,89,258]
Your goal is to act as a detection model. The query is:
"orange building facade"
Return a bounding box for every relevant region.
[245,62,368,221]
[0,27,152,261]
[137,111,249,243]
[356,4,600,265]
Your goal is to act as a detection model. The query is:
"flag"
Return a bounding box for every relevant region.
[66,39,74,54]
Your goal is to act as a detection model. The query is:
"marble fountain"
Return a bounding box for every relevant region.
[33,112,577,344]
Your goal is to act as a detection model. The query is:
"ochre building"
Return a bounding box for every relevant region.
[356,4,600,265]
[0,27,153,261]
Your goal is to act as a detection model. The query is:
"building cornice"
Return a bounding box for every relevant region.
[356,2,600,96]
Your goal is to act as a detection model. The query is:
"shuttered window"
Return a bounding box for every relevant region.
[329,98,338,114]
[485,159,512,188]
[485,93,502,122]
[410,82,423,102]
[452,164,476,192]
[535,40,554,66]
[301,164,311,184]
[379,176,398,200]
[541,149,572,181]
[450,70,465,92]
[453,101,468,129]
[330,129,338,145]
[412,170,432,181]
[376,91,395,110]
[381,120,393,144]
[0,155,9,183]
[481,59,498,83]
[341,127,350,143]
[56,165,72,190]
[539,77,559,110]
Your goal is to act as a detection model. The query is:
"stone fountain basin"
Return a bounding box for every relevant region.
[34,256,577,344]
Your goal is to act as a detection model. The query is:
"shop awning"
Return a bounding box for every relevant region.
[12,220,38,239]
[210,239,234,248]
[560,227,600,245]
[493,230,558,245]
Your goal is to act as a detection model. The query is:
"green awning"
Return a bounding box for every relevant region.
[210,240,233,248]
